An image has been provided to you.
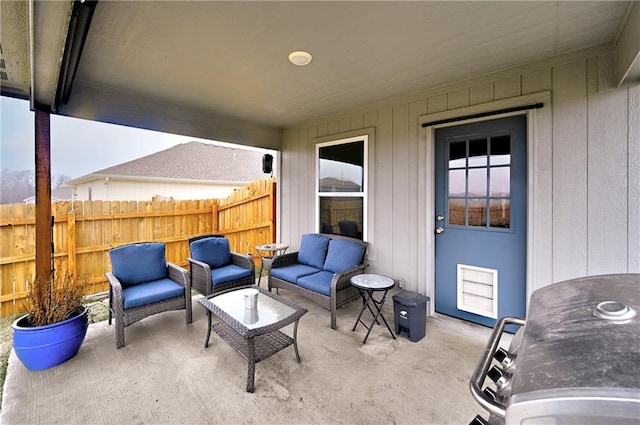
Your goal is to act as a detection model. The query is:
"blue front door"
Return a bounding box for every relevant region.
[434,116,527,328]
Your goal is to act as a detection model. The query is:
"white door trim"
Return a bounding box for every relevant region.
[419,91,551,316]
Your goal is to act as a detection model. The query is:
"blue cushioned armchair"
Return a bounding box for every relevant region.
[106,242,192,348]
[187,235,255,296]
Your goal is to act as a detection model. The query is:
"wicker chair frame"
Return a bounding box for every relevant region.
[106,262,192,349]
[268,233,368,330]
[187,235,256,297]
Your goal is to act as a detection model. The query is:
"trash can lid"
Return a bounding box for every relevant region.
[392,290,430,306]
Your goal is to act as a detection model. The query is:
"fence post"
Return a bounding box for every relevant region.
[68,211,76,277]
[212,202,219,233]
[271,180,277,241]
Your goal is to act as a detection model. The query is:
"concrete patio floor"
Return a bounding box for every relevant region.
[1,288,498,425]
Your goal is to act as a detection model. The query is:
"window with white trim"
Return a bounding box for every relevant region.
[316,136,367,240]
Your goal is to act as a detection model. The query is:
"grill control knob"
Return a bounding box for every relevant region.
[487,365,510,393]
[469,415,490,425]
[483,387,505,404]
[494,347,515,370]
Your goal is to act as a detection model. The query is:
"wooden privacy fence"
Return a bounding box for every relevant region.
[0,177,276,317]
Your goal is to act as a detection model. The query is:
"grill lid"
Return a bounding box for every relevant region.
[511,274,640,395]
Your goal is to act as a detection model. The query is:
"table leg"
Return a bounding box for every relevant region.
[204,310,213,348]
[352,290,371,331]
[361,296,377,343]
[293,319,301,363]
[246,338,256,393]
[364,289,382,324]
[352,289,379,331]
[361,289,396,344]
[375,290,396,340]
[257,260,264,286]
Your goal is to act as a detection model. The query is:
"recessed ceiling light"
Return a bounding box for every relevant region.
[288,51,312,66]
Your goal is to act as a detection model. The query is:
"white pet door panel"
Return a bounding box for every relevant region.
[456,264,498,319]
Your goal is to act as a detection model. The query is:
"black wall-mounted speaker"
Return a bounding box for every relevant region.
[262,154,273,174]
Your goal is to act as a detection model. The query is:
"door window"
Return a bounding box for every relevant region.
[446,134,511,229]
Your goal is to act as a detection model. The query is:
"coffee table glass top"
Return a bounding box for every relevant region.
[209,288,298,330]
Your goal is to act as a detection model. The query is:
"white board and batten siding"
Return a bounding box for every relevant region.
[280,46,640,310]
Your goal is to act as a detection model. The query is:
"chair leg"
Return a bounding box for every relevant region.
[115,314,125,349]
[185,296,193,325]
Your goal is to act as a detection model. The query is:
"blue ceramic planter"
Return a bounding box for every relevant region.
[11,306,89,371]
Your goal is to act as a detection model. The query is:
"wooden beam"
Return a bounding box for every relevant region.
[35,108,53,280]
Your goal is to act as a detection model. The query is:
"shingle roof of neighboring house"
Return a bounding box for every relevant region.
[68,142,269,184]
[23,187,75,203]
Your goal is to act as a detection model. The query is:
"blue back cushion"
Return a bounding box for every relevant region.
[297,234,330,269]
[190,237,231,269]
[323,239,365,273]
[110,242,167,286]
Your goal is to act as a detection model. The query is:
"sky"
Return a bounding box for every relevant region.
[0,96,262,180]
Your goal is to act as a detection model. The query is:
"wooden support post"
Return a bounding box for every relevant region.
[35,108,53,280]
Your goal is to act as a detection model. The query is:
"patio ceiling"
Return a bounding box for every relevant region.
[1,1,638,148]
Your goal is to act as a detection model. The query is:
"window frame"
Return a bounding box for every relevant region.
[315,134,368,240]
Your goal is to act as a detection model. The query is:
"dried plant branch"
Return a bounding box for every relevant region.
[26,273,86,327]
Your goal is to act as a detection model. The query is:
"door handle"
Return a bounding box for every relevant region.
[435,227,444,234]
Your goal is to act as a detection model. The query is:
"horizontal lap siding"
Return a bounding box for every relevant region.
[280,48,638,294]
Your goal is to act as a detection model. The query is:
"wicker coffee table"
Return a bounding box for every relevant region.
[198,286,307,393]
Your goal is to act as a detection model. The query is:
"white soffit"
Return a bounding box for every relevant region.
[72,1,630,128]
[616,2,640,86]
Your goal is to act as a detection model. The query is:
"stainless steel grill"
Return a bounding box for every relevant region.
[469,274,640,425]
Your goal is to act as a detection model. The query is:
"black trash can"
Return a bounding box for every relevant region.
[392,290,430,342]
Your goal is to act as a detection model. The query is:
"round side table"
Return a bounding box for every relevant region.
[255,243,289,285]
[350,273,397,343]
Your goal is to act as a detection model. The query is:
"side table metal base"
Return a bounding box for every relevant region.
[352,288,396,343]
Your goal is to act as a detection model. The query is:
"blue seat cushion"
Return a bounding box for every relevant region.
[297,234,330,269]
[110,243,167,286]
[323,239,366,274]
[122,278,185,309]
[270,263,321,284]
[211,264,253,286]
[297,271,334,296]
[190,237,231,269]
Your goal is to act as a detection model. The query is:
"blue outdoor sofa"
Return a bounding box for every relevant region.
[268,233,368,329]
